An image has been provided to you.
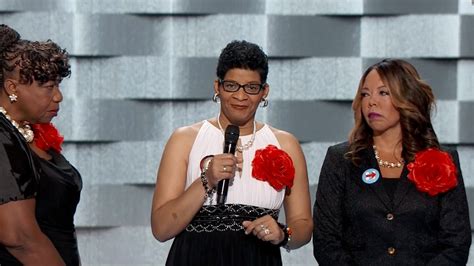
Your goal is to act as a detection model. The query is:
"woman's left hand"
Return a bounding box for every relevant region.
[242,215,284,245]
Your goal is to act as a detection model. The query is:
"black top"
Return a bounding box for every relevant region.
[381,178,399,201]
[34,150,82,266]
[313,142,471,266]
[0,114,82,265]
[0,115,38,204]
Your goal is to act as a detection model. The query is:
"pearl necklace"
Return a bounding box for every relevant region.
[217,113,256,152]
[373,145,404,168]
[0,106,34,142]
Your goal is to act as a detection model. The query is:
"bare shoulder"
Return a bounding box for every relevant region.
[268,125,300,150]
[167,121,205,149]
[171,121,203,139]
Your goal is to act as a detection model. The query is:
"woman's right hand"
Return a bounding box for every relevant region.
[205,153,242,188]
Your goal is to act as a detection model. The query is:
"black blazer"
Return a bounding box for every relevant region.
[313,142,471,266]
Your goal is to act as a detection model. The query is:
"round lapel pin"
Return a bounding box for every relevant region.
[362,168,380,184]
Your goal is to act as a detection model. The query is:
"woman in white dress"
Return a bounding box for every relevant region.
[151,40,312,265]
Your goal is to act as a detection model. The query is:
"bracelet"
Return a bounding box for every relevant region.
[200,155,214,171]
[200,155,215,202]
[277,223,292,252]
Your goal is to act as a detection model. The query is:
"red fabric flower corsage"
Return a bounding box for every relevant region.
[31,123,64,153]
[251,145,295,191]
[407,148,458,196]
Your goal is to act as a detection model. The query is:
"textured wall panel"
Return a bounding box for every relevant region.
[62,142,165,185]
[460,15,474,57]
[459,147,474,187]
[459,1,474,14]
[56,100,220,141]
[0,13,167,56]
[0,12,74,50]
[267,16,360,57]
[171,57,217,99]
[0,0,73,11]
[363,58,458,100]
[268,58,361,100]
[265,0,362,15]
[458,60,474,101]
[431,101,459,144]
[75,0,265,14]
[459,102,474,143]
[363,0,457,14]
[171,15,266,57]
[74,0,170,13]
[71,14,158,56]
[77,227,171,264]
[361,15,460,57]
[55,99,156,141]
[301,142,337,185]
[267,101,353,142]
[75,185,153,226]
[72,57,171,99]
[171,0,266,14]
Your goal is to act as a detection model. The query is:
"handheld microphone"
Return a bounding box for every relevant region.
[216,124,240,204]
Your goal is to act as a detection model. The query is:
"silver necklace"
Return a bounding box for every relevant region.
[373,145,404,168]
[0,106,34,143]
[216,113,256,152]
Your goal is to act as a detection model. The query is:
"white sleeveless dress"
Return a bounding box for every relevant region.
[166,120,287,266]
[186,120,285,209]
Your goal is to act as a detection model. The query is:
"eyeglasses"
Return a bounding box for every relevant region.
[219,79,265,95]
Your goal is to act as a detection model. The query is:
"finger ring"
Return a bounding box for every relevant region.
[264,228,270,235]
[223,166,227,172]
[260,224,265,229]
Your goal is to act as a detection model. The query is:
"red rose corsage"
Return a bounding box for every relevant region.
[31,123,64,153]
[407,148,458,196]
[251,145,295,191]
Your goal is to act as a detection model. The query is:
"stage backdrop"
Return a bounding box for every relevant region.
[1,0,474,265]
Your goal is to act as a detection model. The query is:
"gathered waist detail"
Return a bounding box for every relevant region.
[186,204,279,233]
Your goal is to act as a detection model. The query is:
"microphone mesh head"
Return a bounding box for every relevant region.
[225,124,240,143]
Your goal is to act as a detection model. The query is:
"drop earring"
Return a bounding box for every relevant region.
[261,98,268,108]
[8,94,18,103]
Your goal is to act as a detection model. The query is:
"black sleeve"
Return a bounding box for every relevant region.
[0,123,37,205]
[427,149,471,265]
[313,145,355,266]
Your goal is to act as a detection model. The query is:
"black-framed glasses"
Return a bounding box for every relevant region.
[218,79,265,95]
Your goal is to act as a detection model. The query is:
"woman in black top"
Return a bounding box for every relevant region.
[313,59,471,265]
[0,24,81,265]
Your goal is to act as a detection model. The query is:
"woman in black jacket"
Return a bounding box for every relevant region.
[313,59,471,265]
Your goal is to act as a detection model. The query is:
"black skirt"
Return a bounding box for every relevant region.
[166,204,282,266]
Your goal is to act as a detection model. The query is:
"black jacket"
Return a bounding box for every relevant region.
[313,142,471,266]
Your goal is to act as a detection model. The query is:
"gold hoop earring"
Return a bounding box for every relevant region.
[212,93,219,103]
[261,98,268,108]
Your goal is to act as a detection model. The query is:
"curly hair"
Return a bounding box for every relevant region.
[216,40,268,83]
[346,59,440,165]
[0,24,71,88]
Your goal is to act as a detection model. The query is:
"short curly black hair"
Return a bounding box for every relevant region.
[0,24,71,87]
[216,40,268,83]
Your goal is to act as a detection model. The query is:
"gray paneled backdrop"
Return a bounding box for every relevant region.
[1,0,474,265]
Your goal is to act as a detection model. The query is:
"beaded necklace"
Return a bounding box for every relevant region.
[373,145,404,168]
[0,106,34,142]
[216,113,256,152]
